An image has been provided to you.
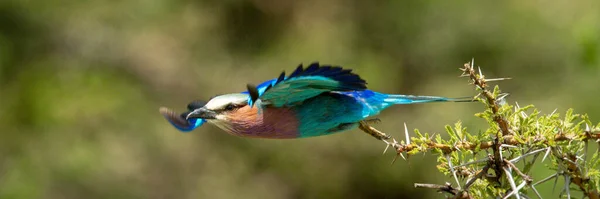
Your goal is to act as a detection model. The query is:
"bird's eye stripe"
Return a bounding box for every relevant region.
[223,103,243,111]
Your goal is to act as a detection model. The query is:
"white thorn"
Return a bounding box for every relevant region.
[576,154,585,162]
[478,66,483,77]
[486,77,512,82]
[445,154,462,190]
[383,142,390,154]
[382,138,398,155]
[497,93,510,101]
[518,193,529,199]
[509,148,546,163]
[503,181,527,199]
[503,167,521,199]
[533,173,558,186]
[564,175,571,199]
[562,157,579,166]
[586,123,591,132]
[399,152,406,160]
[530,184,543,199]
[550,108,558,116]
[470,58,475,69]
[501,144,517,148]
[542,147,551,162]
[515,102,528,118]
[404,123,410,145]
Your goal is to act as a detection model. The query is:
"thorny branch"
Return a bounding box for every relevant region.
[460,61,512,137]
[364,60,600,198]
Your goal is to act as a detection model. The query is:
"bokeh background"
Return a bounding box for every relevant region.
[1,0,599,198]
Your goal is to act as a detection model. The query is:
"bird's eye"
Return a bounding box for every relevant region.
[224,104,235,111]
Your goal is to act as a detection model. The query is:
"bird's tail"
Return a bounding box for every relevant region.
[383,94,475,105]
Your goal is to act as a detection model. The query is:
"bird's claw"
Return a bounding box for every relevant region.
[364,118,382,124]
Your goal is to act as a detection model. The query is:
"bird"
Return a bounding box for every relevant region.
[159,62,472,144]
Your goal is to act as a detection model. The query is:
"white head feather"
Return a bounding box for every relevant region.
[204,93,249,110]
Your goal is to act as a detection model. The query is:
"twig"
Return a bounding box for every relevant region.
[461,60,511,136]
[414,182,472,199]
[504,160,532,183]
[464,163,491,189]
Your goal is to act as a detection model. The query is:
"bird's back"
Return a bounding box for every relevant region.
[292,90,389,138]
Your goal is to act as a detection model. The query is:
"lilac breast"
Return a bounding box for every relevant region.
[225,106,300,139]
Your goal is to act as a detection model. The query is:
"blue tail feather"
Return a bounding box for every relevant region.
[343,90,474,118]
[383,94,474,104]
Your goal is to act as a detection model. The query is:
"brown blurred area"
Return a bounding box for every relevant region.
[0,0,598,198]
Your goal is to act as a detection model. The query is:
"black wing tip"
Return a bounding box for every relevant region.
[247,84,260,104]
[289,62,367,90]
[252,62,367,101]
[187,100,207,110]
[276,71,286,84]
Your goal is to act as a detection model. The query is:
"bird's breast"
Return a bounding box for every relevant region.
[224,106,301,139]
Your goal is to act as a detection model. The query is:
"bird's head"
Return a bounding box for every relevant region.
[185,93,250,127]
[159,93,250,133]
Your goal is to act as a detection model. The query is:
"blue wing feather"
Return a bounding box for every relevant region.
[245,62,367,107]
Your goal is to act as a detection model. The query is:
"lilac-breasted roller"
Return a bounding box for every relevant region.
[159,62,472,141]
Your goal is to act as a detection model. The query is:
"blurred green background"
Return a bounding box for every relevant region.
[0,0,599,198]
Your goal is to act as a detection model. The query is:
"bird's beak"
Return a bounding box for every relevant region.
[186,107,217,120]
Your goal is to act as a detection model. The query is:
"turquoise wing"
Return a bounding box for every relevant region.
[245,62,367,107]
